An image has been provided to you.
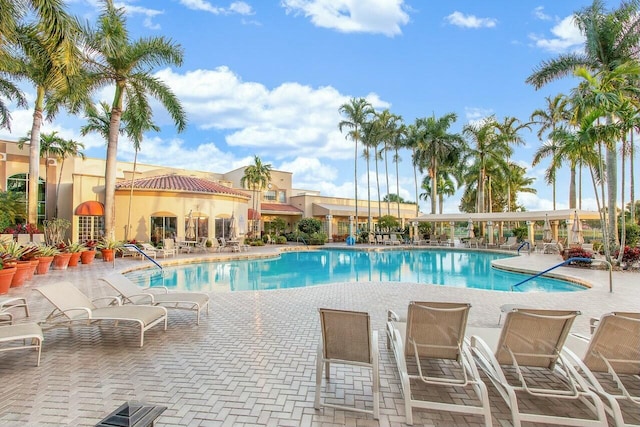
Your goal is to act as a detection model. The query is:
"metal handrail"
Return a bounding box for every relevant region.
[123,244,163,270]
[516,241,530,255]
[511,257,612,292]
[296,236,309,248]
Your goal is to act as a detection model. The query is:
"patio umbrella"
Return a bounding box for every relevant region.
[186,211,196,240]
[229,213,237,240]
[572,211,584,244]
[543,214,552,242]
[467,220,475,238]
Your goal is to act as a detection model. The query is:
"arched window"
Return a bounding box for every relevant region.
[7,173,46,224]
[74,201,105,242]
[150,213,177,245]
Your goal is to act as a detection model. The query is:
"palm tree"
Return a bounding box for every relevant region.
[241,156,272,237]
[8,14,82,225]
[338,97,374,236]
[360,120,379,231]
[391,123,406,219]
[527,0,640,247]
[462,117,511,213]
[82,0,186,238]
[531,94,571,210]
[53,138,85,217]
[413,113,463,216]
[375,109,401,215]
[405,123,422,217]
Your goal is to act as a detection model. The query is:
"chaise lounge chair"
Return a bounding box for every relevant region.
[386,301,491,426]
[35,281,168,347]
[499,236,519,250]
[314,308,379,419]
[99,273,210,325]
[468,308,607,427]
[562,312,640,427]
[0,322,43,366]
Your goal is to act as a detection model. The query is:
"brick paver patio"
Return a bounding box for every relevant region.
[0,245,638,426]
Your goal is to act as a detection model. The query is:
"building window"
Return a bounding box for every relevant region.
[78,216,104,242]
[337,221,350,235]
[263,190,277,201]
[278,191,286,203]
[7,173,45,224]
[185,215,208,241]
[150,215,177,245]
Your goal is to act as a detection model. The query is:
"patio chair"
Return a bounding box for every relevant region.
[31,234,45,245]
[562,312,640,427]
[375,234,384,245]
[386,301,491,426]
[389,233,402,245]
[468,308,607,427]
[161,239,177,257]
[499,236,519,250]
[140,243,161,258]
[99,273,210,325]
[35,281,168,347]
[314,308,379,419]
[16,234,30,245]
[194,237,208,252]
[467,237,479,248]
[0,322,43,366]
[0,296,30,325]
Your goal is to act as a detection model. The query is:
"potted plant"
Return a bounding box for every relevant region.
[0,254,17,295]
[81,240,98,264]
[66,241,86,267]
[97,238,123,262]
[18,245,40,281]
[35,244,60,275]
[52,242,73,270]
[0,241,32,287]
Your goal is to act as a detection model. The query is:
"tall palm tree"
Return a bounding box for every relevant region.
[241,156,272,237]
[392,122,406,219]
[405,123,422,217]
[338,97,374,236]
[531,94,571,210]
[413,113,463,215]
[82,0,186,238]
[8,14,82,225]
[360,120,374,231]
[462,117,512,213]
[527,0,640,247]
[495,116,531,211]
[375,109,401,215]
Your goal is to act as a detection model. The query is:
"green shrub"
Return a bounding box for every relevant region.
[619,223,640,247]
[511,226,528,241]
[297,218,322,234]
[308,232,327,245]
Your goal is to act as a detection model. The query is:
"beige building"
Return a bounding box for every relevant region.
[1,139,422,243]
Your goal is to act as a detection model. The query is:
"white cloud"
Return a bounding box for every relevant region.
[116,3,164,29]
[532,6,551,21]
[445,11,497,29]
[178,0,254,15]
[529,15,584,53]
[155,67,388,160]
[281,0,410,37]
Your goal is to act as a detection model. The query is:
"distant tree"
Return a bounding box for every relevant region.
[378,215,399,231]
[241,156,272,236]
[383,194,408,203]
[297,218,322,234]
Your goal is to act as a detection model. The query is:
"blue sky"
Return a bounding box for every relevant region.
[2,0,633,214]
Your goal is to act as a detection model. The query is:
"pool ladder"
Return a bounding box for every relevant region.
[511,257,612,292]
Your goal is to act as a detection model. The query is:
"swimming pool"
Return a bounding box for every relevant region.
[125,249,585,293]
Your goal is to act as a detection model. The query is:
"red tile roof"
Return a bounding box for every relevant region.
[115,175,250,198]
[261,203,303,214]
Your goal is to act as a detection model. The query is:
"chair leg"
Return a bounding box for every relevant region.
[314,344,323,410]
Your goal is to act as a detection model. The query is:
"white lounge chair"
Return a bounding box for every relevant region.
[499,236,519,250]
[314,308,379,419]
[387,301,491,426]
[468,308,607,427]
[99,273,210,325]
[0,323,43,366]
[35,281,168,347]
[161,239,177,257]
[0,296,30,325]
[389,233,402,245]
[562,312,640,427]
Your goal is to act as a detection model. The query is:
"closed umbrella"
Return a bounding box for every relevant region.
[543,214,552,242]
[572,211,584,244]
[229,213,237,240]
[186,211,196,240]
[467,220,475,238]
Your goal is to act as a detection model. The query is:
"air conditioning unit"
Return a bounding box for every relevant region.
[0,153,6,161]
[47,158,57,166]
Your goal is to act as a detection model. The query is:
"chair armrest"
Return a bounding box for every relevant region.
[124,293,155,304]
[387,309,400,322]
[92,296,122,307]
[142,286,169,294]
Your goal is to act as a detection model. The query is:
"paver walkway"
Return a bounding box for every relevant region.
[0,246,637,426]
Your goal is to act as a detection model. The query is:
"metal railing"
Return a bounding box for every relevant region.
[516,241,530,255]
[296,236,309,248]
[511,257,612,292]
[123,244,163,270]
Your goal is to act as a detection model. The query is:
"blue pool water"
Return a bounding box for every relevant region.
[125,249,585,293]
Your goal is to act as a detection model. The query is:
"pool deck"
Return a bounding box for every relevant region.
[0,244,638,426]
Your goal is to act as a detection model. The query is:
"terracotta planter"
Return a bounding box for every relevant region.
[101,249,115,262]
[35,256,54,275]
[68,252,82,267]
[81,250,96,265]
[26,260,39,280]
[10,261,33,287]
[0,268,16,295]
[53,253,72,270]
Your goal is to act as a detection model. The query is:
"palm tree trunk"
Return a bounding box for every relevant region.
[606,146,618,246]
[569,165,576,210]
[366,153,371,232]
[618,136,626,265]
[375,151,381,219]
[55,156,65,218]
[552,176,557,211]
[384,143,390,215]
[412,149,419,217]
[354,136,358,237]
[630,131,635,224]
[477,168,485,213]
[430,160,437,215]
[104,105,123,239]
[395,148,401,219]
[27,88,45,225]
[125,149,138,241]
